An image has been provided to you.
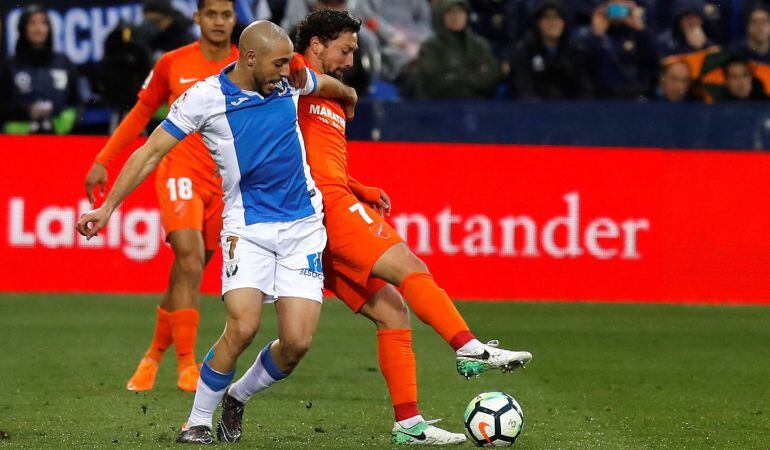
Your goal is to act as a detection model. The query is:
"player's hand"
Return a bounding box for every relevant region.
[342,87,357,120]
[289,68,307,90]
[591,6,609,37]
[373,189,391,217]
[76,206,112,240]
[85,161,108,205]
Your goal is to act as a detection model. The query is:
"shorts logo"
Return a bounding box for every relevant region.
[300,252,324,279]
[225,260,239,278]
[369,223,391,239]
[306,252,323,273]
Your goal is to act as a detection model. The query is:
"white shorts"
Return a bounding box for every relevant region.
[220,213,326,303]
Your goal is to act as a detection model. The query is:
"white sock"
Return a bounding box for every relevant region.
[229,342,287,404]
[398,414,425,429]
[457,339,483,355]
[186,377,227,429]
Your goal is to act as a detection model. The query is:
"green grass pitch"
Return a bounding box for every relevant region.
[1,294,769,449]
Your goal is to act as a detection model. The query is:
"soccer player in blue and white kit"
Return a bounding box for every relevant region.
[76,21,358,444]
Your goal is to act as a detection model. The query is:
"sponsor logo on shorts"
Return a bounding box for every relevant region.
[299,252,324,278]
[225,259,239,278]
[369,222,390,239]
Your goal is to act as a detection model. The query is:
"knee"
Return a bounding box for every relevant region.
[278,335,313,366]
[381,301,411,329]
[176,251,204,279]
[225,320,260,352]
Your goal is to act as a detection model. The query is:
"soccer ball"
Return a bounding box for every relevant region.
[464,392,524,446]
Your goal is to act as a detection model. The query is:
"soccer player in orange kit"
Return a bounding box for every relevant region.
[83,0,238,393]
[217,10,532,445]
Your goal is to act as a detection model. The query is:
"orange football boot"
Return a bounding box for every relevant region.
[126,358,159,391]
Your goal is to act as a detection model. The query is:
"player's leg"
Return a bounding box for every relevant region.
[177,287,264,444]
[372,242,532,377]
[358,282,417,421]
[125,301,173,391]
[126,179,206,392]
[166,228,207,391]
[218,296,322,443]
[171,192,224,391]
[358,283,466,445]
[218,214,326,443]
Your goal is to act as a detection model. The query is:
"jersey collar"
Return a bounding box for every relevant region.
[219,62,242,96]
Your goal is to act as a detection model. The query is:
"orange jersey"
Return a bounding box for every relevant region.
[291,54,353,202]
[97,41,238,190]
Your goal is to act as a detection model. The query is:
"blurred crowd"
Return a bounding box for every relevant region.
[2,0,769,135]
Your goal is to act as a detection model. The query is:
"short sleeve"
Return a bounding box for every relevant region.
[161,83,208,140]
[291,67,317,96]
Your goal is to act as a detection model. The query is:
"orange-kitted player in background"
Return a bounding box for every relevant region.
[222,9,532,445]
[83,0,238,392]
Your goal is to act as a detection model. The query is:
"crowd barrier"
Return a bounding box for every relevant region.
[2,135,769,304]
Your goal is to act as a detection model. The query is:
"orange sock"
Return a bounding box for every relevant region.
[169,308,200,372]
[399,272,475,350]
[143,306,172,362]
[377,329,420,421]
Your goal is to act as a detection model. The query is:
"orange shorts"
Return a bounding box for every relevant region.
[155,165,223,251]
[323,194,403,312]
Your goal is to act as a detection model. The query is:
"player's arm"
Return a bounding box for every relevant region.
[289,67,357,119]
[85,57,171,204]
[314,73,357,120]
[77,126,179,239]
[348,175,391,216]
[78,83,208,239]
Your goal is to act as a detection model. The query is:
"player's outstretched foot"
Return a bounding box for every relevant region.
[216,391,244,443]
[456,340,532,379]
[177,364,201,392]
[392,419,467,445]
[176,424,214,444]
[126,358,158,391]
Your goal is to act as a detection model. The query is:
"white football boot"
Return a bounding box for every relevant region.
[391,419,467,445]
[456,340,532,379]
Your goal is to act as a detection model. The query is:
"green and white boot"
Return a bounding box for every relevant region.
[456,340,532,379]
[391,419,467,445]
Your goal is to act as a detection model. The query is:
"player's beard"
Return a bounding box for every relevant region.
[329,68,347,81]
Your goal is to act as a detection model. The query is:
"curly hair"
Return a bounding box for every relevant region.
[294,9,362,53]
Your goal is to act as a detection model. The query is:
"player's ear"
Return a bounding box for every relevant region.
[193,10,200,26]
[310,36,323,55]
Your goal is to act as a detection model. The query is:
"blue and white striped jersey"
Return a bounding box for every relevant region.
[161,62,322,230]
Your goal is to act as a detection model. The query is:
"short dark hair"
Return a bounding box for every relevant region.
[294,9,361,53]
[197,0,235,10]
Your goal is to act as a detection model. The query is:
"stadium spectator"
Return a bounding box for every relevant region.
[467,0,526,58]
[0,4,80,134]
[283,0,382,95]
[281,0,315,31]
[717,57,769,101]
[656,59,696,101]
[732,3,770,64]
[142,0,197,58]
[414,0,501,99]
[507,0,591,99]
[650,0,731,43]
[352,0,432,82]
[656,0,716,57]
[575,1,657,99]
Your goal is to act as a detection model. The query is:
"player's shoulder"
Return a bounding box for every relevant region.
[174,76,221,109]
[292,52,307,64]
[157,42,201,65]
